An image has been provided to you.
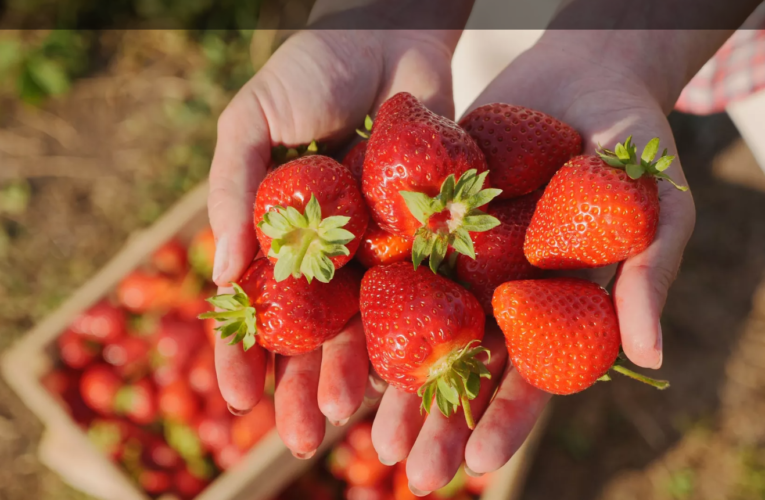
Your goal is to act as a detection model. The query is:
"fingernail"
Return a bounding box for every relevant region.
[212,235,229,283]
[363,396,381,408]
[464,465,484,478]
[654,322,664,369]
[292,449,316,460]
[368,373,388,393]
[330,417,350,427]
[378,455,397,466]
[409,484,431,497]
[227,403,251,416]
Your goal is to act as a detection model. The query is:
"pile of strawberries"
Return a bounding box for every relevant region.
[43,227,276,500]
[207,91,683,430]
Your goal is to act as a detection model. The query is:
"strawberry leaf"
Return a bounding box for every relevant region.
[465,372,481,399]
[400,191,434,225]
[436,389,454,418]
[419,381,436,414]
[462,213,501,233]
[451,228,475,259]
[641,138,660,163]
[429,236,449,274]
[625,163,645,180]
[654,155,675,172]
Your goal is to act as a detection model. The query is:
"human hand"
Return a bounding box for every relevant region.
[208,29,459,458]
[372,32,696,495]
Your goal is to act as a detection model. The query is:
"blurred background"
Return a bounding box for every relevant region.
[2,1,765,500]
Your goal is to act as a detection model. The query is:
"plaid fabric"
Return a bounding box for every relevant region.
[675,29,765,115]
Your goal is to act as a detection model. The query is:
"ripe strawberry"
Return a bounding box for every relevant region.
[114,378,158,425]
[355,219,413,269]
[151,238,188,276]
[200,258,360,355]
[345,421,375,459]
[254,155,369,283]
[151,314,205,386]
[43,368,97,426]
[362,93,501,273]
[524,137,688,269]
[103,335,150,378]
[203,388,229,418]
[360,262,490,428]
[214,443,245,470]
[70,300,126,343]
[455,191,542,314]
[195,413,232,453]
[141,436,181,469]
[58,329,100,369]
[159,378,200,424]
[493,278,669,394]
[231,398,276,450]
[139,469,172,495]
[342,140,367,184]
[173,467,208,499]
[188,347,216,396]
[80,364,121,415]
[117,271,178,314]
[459,104,582,199]
[188,226,216,278]
[87,418,133,461]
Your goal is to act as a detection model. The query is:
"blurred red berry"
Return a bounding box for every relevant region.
[70,301,126,343]
[231,398,275,451]
[80,364,121,416]
[151,239,189,276]
[159,378,200,424]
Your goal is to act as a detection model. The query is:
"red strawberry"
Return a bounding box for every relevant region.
[159,378,200,424]
[87,418,133,461]
[117,271,179,314]
[152,238,189,276]
[231,398,276,450]
[492,278,669,394]
[362,93,501,273]
[173,467,208,499]
[114,378,158,425]
[200,258,360,355]
[360,262,490,428]
[70,301,126,343]
[43,369,97,426]
[141,436,182,469]
[203,388,229,418]
[254,155,369,283]
[80,364,121,415]
[151,314,205,386]
[139,469,172,495]
[524,137,688,269]
[58,329,100,369]
[342,140,367,184]
[214,443,246,470]
[455,191,542,314]
[195,413,232,452]
[188,347,216,396]
[188,226,216,278]
[103,336,150,378]
[355,219,413,269]
[459,104,582,199]
[345,421,375,459]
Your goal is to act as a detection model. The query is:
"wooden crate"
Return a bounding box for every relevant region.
[1,181,547,500]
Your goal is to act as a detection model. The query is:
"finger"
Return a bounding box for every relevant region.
[464,366,550,475]
[318,315,368,426]
[406,325,508,494]
[208,82,270,287]
[371,387,424,465]
[364,369,388,407]
[613,146,695,369]
[274,349,325,458]
[215,325,267,414]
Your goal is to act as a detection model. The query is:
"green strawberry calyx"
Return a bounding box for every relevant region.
[402,169,502,274]
[356,115,373,139]
[198,283,258,351]
[417,340,492,430]
[271,140,321,167]
[258,194,355,284]
[596,353,670,389]
[597,136,688,192]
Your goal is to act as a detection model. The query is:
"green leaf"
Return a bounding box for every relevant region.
[283,206,307,228]
[304,195,321,226]
[27,57,69,95]
[655,155,675,172]
[469,188,502,208]
[439,174,456,204]
[655,172,689,191]
[436,389,454,418]
[451,228,475,259]
[600,155,625,168]
[412,232,433,270]
[319,227,355,244]
[429,236,449,274]
[625,163,645,180]
[641,138,660,163]
[615,142,630,162]
[465,372,481,399]
[462,214,501,232]
[273,251,298,282]
[400,191,434,225]
[420,382,436,414]
[319,215,351,230]
[364,115,374,131]
[0,40,21,73]
[242,332,256,351]
[306,141,319,153]
[437,377,459,406]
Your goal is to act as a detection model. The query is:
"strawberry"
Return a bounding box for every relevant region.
[362,92,501,273]
[173,466,208,499]
[459,104,582,199]
[141,436,181,469]
[524,137,688,269]
[231,398,276,450]
[188,347,216,396]
[355,219,413,269]
[188,226,216,279]
[492,278,669,394]
[139,469,172,495]
[57,329,100,369]
[195,413,232,453]
[214,443,245,471]
[80,364,122,416]
[103,335,150,379]
[455,191,542,314]
[158,378,200,424]
[117,271,178,314]
[70,300,126,344]
[151,314,205,386]
[342,140,367,185]
[254,155,369,283]
[360,262,490,428]
[114,378,158,425]
[43,368,97,426]
[151,238,189,276]
[87,418,133,461]
[203,389,229,418]
[200,258,360,355]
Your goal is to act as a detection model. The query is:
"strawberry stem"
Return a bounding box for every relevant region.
[610,364,670,390]
[460,389,475,430]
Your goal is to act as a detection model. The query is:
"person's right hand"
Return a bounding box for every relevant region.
[208,29,459,458]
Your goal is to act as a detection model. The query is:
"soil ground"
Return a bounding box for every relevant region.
[2,31,765,500]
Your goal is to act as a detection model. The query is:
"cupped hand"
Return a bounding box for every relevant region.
[376,33,696,495]
[208,29,459,458]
